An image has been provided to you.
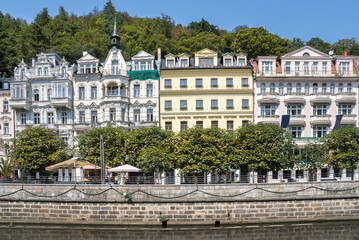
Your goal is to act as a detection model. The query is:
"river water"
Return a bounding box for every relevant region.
[0,221,358,240]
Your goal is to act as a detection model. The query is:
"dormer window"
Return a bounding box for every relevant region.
[199,58,213,68]
[167,59,174,68]
[224,59,232,67]
[44,67,49,76]
[61,67,67,77]
[111,61,119,75]
[21,69,25,79]
[341,62,350,75]
[38,68,42,76]
[262,62,273,75]
[238,58,246,66]
[180,59,188,67]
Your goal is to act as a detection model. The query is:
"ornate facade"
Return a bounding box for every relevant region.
[0,78,13,158]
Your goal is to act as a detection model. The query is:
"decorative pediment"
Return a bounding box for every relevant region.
[0,116,11,121]
[195,48,217,56]
[133,101,140,106]
[281,46,331,58]
[77,52,99,62]
[132,50,154,59]
[145,100,156,107]
[89,102,99,109]
[17,59,28,69]
[77,103,86,109]
[60,56,69,66]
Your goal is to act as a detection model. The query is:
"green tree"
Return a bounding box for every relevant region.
[172,127,230,175]
[230,123,295,173]
[188,18,219,35]
[296,143,326,175]
[76,126,127,167]
[306,37,332,54]
[5,127,68,175]
[322,126,359,170]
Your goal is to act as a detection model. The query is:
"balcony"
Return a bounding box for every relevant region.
[294,137,324,144]
[341,114,356,125]
[310,93,331,103]
[310,115,331,125]
[335,92,356,103]
[130,121,159,128]
[102,95,129,103]
[9,98,30,110]
[51,97,72,108]
[289,115,306,125]
[257,92,279,103]
[257,115,280,124]
[284,92,306,103]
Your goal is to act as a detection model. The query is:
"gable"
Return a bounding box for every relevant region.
[281,46,331,58]
[78,53,99,62]
[195,48,217,55]
[132,50,154,59]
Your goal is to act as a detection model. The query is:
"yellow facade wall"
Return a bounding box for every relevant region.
[160,68,253,132]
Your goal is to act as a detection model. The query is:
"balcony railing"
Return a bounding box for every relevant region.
[310,115,331,124]
[51,97,72,108]
[335,92,356,103]
[9,98,30,110]
[293,137,324,144]
[257,92,279,103]
[257,115,280,124]
[102,69,128,77]
[310,92,331,102]
[284,92,306,103]
[341,114,357,124]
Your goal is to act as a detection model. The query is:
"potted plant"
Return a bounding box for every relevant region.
[159,212,169,228]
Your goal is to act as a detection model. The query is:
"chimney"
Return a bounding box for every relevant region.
[341,51,347,56]
[32,58,35,67]
[157,48,161,60]
[83,51,88,56]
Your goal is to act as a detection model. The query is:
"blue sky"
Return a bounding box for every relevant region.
[1,0,358,44]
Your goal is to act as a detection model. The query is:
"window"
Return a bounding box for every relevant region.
[322,62,327,75]
[238,58,245,66]
[287,83,292,94]
[91,87,97,99]
[44,67,49,76]
[21,69,25,79]
[226,78,233,87]
[61,112,68,124]
[196,100,203,109]
[110,108,116,121]
[146,84,153,97]
[211,99,218,109]
[262,62,273,75]
[305,83,310,95]
[21,114,26,125]
[322,83,327,93]
[91,111,98,124]
[338,83,343,93]
[111,60,119,74]
[270,83,275,93]
[225,59,231,67]
[34,89,39,101]
[3,82,9,90]
[180,121,187,132]
[260,104,276,115]
[107,85,118,96]
[85,64,92,73]
[199,58,213,68]
[330,83,335,95]
[134,85,140,98]
[120,86,125,96]
[165,122,172,131]
[313,83,318,94]
[313,126,328,137]
[196,121,203,128]
[279,83,284,95]
[122,109,126,122]
[260,83,266,93]
[338,104,353,115]
[289,126,302,138]
[79,87,85,100]
[295,62,300,74]
[167,60,174,68]
[227,120,234,131]
[211,78,218,87]
[313,104,328,116]
[165,101,172,110]
[164,79,172,88]
[140,61,147,70]
[211,121,218,128]
[147,109,153,122]
[79,111,85,124]
[287,104,303,115]
[341,62,350,75]
[3,101,8,112]
[285,62,290,74]
[34,113,40,124]
[47,89,52,101]
[313,62,318,75]
[227,99,234,108]
[180,100,187,109]
[347,83,352,93]
[47,112,54,124]
[61,67,67,77]
[304,62,309,75]
[38,68,42,76]
[241,78,249,86]
[181,59,188,67]
[242,120,249,127]
[196,79,203,87]
[242,99,249,108]
[296,83,301,93]
[3,123,9,135]
[134,109,140,122]
[180,79,187,87]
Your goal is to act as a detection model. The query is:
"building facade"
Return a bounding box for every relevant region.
[160,48,253,132]
[253,46,359,147]
[0,78,14,158]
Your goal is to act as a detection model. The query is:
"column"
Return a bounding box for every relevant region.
[235,169,240,182]
[329,168,334,179]
[161,172,165,185]
[317,169,322,181]
[174,169,181,185]
[354,168,359,181]
[291,169,296,181]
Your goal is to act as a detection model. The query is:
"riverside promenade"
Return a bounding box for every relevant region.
[0,181,359,226]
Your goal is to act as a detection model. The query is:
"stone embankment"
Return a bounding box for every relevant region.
[0,181,358,225]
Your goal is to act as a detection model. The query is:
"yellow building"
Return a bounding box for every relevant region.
[159,48,253,132]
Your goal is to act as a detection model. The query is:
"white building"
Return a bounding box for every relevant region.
[128,50,159,128]
[0,78,14,158]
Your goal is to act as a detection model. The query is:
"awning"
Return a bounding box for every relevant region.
[45,159,89,172]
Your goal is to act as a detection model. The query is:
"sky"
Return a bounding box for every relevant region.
[1,0,358,44]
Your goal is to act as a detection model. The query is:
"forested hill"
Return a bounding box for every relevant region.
[1,0,359,77]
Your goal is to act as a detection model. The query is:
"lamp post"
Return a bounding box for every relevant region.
[100,135,105,184]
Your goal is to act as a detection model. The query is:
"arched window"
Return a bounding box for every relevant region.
[62,67,66,78]
[37,68,42,76]
[305,83,310,95]
[270,83,275,93]
[21,69,25,79]
[322,83,327,93]
[330,83,335,95]
[111,61,119,75]
[347,83,352,93]
[107,83,119,96]
[279,83,284,95]
[287,83,292,94]
[338,83,343,93]
[34,89,39,101]
[313,83,318,94]
[303,52,310,57]
[296,83,301,93]
[44,67,49,76]
[260,83,266,93]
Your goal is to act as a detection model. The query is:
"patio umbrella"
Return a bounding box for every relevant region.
[108,164,142,173]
